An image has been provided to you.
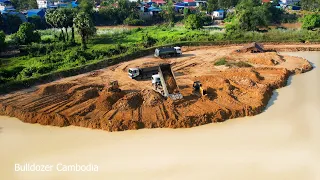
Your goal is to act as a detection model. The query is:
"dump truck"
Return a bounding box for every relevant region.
[152,64,183,100]
[128,66,159,79]
[154,47,182,58]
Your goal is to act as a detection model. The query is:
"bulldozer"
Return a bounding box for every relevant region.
[105,80,121,92]
[192,81,207,97]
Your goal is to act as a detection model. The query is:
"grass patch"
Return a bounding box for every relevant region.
[214,58,252,67]
[230,61,252,67]
[214,58,228,66]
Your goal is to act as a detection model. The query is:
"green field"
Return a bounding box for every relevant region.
[1,25,320,91]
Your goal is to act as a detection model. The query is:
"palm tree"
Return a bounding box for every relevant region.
[73,12,96,49]
[45,9,66,42]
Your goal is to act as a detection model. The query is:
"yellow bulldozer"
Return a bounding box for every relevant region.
[105,80,121,92]
[192,81,207,97]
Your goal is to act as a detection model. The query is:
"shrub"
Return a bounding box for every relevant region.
[15,22,41,45]
[185,14,203,30]
[17,66,38,79]
[0,66,24,79]
[200,14,212,26]
[214,58,227,66]
[232,61,252,67]
[20,42,74,57]
[123,17,144,26]
[142,34,157,47]
[302,13,320,30]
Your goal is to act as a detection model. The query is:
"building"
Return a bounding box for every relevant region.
[262,0,271,4]
[280,0,300,5]
[0,0,15,12]
[36,0,54,8]
[27,9,46,18]
[212,9,224,19]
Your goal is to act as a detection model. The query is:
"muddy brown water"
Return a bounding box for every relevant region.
[0,51,320,180]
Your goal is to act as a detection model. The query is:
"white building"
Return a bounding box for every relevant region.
[212,10,224,19]
[280,0,300,5]
[0,0,15,11]
[36,0,54,8]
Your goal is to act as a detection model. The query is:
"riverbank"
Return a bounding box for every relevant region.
[1,51,320,180]
[0,45,314,131]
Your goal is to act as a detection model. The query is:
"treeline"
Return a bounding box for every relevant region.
[301,0,320,11]
[10,0,38,10]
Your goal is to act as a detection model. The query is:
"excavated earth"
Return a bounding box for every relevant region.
[0,44,316,131]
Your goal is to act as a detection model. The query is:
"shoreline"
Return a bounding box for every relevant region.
[0,45,315,131]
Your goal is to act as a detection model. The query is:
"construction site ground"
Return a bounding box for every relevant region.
[0,44,317,131]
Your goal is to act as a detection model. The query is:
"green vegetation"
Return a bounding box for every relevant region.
[214,58,252,67]
[74,12,96,49]
[1,26,320,88]
[301,0,320,11]
[214,58,227,66]
[0,31,5,52]
[10,0,38,11]
[185,14,203,30]
[302,13,320,30]
[13,22,40,45]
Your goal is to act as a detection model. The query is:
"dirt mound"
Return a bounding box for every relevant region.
[96,91,125,111]
[113,92,143,111]
[70,88,100,103]
[0,45,315,132]
[141,90,165,107]
[37,83,77,95]
[67,84,104,95]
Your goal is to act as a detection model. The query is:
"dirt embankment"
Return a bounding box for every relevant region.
[0,45,314,131]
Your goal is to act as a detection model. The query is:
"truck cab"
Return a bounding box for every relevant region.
[151,74,161,85]
[128,68,140,79]
[174,47,182,55]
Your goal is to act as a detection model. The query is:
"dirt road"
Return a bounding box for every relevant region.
[0,44,316,131]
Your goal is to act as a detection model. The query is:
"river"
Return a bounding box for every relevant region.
[0,51,319,180]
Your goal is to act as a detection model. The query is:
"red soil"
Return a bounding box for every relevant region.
[0,45,314,131]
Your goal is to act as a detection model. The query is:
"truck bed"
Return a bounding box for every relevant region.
[140,66,159,73]
[158,64,182,100]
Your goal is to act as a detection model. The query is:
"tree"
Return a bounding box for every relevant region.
[0,13,3,29]
[302,13,320,30]
[301,0,320,11]
[0,31,5,52]
[161,0,175,26]
[184,8,191,17]
[79,0,94,14]
[14,22,40,45]
[228,0,270,32]
[219,0,233,9]
[6,14,22,34]
[28,16,46,30]
[10,0,38,10]
[207,0,218,14]
[74,12,96,49]
[185,14,203,29]
[46,8,76,42]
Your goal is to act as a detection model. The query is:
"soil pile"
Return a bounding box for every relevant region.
[142,90,164,107]
[113,92,143,110]
[96,91,125,111]
[0,45,314,131]
[37,83,77,95]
